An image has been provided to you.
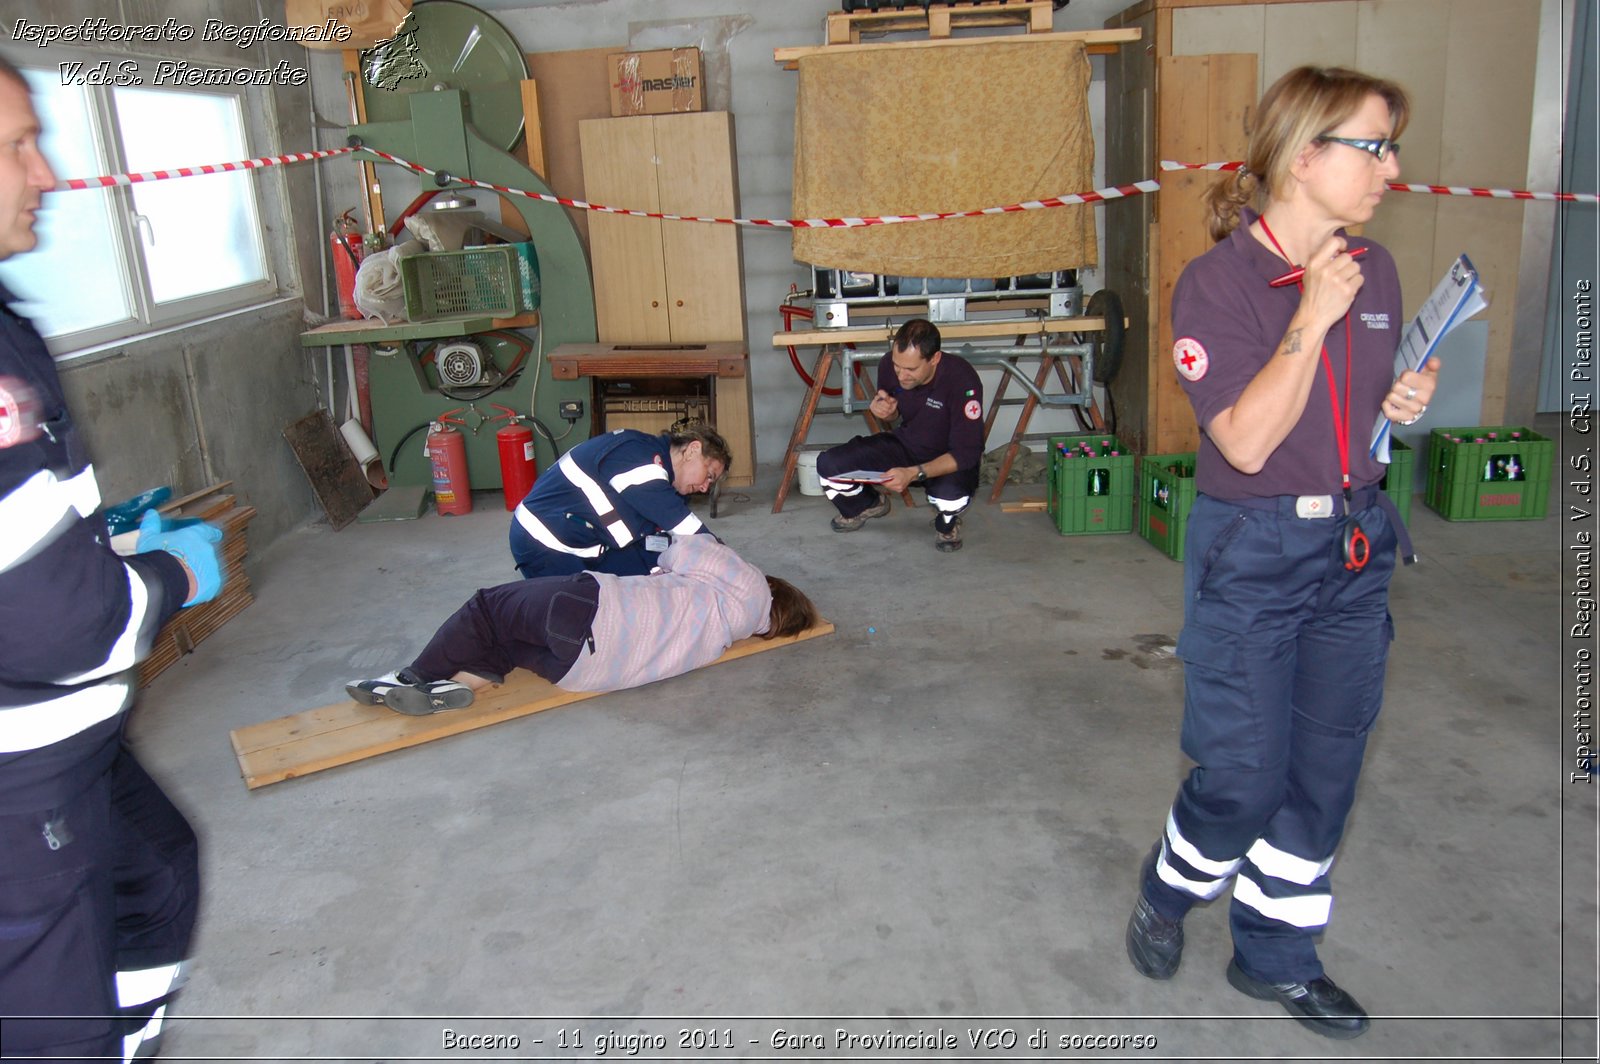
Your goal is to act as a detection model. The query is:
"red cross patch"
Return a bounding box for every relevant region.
[0,377,40,449]
[1173,337,1209,382]
[963,399,981,420]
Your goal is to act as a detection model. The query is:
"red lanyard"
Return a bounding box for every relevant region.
[1257,217,1355,508]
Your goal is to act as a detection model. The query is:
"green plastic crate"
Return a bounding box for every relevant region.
[1046,434,1134,535]
[1377,438,1413,525]
[1423,426,1552,521]
[401,242,541,320]
[1138,452,1198,560]
[511,242,541,311]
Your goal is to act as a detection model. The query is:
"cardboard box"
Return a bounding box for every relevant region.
[608,48,705,117]
[284,0,411,50]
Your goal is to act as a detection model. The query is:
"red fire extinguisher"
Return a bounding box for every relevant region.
[489,405,538,511]
[427,413,472,516]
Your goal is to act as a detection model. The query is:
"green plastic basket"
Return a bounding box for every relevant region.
[1046,434,1134,535]
[1138,452,1198,561]
[1423,426,1552,521]
[1377,438,1413,525]
[401,242,541,320]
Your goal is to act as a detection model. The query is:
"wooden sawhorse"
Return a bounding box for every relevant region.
[771,339,915,514]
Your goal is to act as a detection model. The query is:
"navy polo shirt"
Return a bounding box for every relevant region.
[1171,209,1402,500]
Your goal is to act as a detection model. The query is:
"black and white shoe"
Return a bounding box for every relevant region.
[346,671,475,716]
[1225,959,1370,1040]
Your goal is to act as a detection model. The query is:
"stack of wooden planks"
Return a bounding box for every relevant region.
[138,482,257,688]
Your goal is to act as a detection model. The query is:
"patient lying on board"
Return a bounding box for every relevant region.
[346,537,817,715]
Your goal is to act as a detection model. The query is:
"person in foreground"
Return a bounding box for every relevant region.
[816,318,984,552]
[1124,66,1440,1040]
[348,535,816,712]
[0,58,224,1061]
[509,424,728,580]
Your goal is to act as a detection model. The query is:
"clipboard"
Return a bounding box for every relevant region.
[831,470,891,484]
[1371,254,1488,461]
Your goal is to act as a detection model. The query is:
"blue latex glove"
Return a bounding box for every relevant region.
[136,509,224,605]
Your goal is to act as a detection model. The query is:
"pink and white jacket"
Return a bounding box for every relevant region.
[556,536,771,692]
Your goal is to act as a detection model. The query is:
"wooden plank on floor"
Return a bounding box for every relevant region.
[231,620,837,789]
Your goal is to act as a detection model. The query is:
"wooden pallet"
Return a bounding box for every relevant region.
[827,1,1053,44]
[230,620,837,789]
[138,483,258,687]
[776,27,1140,68]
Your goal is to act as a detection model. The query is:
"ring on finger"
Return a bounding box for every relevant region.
[1405,386,1417,401]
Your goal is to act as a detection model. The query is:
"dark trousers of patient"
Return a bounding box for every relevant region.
[409,572,602,686]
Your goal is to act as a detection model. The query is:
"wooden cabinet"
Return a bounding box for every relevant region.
[1105,0,1552,455]
[579,112,756,485]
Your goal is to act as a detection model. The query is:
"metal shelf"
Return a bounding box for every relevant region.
[299,311,540,348]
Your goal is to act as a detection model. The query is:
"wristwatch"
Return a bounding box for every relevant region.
[916,464,927,481]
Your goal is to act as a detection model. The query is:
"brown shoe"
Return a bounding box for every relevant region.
[934,517,963,552]
[831,495,890,532]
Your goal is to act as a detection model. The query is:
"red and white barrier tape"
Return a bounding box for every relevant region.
[1160,159,1597,204]
[49,145,1594,211]
[53,147,357,191]
[358,146,1159,228]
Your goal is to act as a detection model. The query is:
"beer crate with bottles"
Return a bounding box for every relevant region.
[1423,426,1552,521]
[1046,433,1135,536]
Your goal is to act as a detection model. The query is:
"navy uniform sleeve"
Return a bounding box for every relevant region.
[0,314,187,695]
[0,456,187,691]
[1172,258,1276,432]
[945,358,985,471]
[601,438,707,539]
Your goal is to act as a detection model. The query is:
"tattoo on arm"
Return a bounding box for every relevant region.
[1277,328,1304,357]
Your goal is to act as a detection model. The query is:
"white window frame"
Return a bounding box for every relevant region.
[4,52,282,355]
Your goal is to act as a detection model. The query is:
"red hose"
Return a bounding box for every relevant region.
[782,300,860,398]
[388,190,441,240]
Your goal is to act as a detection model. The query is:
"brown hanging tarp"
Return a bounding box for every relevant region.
[791,38,1098,278]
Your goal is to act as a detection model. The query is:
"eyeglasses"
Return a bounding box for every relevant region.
[1316,134,1400,162]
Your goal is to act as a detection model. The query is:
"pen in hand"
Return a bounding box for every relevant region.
[1269,246,1368,288]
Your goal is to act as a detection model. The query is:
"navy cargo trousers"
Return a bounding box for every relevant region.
[817,433,978,532]
[1141,489,1398,984]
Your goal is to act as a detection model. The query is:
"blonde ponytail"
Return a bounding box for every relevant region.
[1205,168,1262,242]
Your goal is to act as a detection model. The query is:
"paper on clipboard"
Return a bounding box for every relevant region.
[1370,254,1488,462]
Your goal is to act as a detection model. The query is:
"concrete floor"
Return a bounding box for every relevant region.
[128,422,1593,1062]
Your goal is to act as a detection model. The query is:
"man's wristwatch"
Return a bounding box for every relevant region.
[915,464,927,481]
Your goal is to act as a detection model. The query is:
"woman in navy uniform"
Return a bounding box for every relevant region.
[509,424,728,580]
[1124,66,1440,1040]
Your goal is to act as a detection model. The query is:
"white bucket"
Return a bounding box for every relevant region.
[796,450,824,496]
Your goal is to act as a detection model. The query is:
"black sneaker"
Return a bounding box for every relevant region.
[1126,893,1184,979]
[347,672,476,716]
[1225,959,1370,1040]
[934,517,963,552]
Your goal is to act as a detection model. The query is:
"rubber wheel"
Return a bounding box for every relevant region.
[1086,289,1125,385]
